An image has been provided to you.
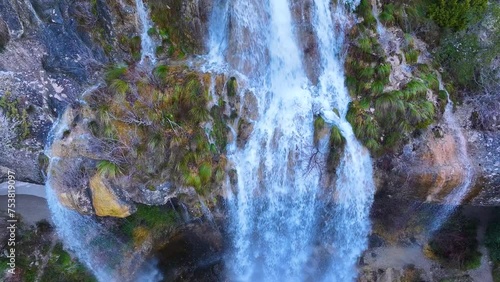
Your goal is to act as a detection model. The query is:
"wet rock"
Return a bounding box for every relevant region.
[156,222,224,282]
[48,157,94,214]
[0,18,9,50]
[237,118,253,148]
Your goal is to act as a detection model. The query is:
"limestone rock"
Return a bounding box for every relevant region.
[89,174,134,218]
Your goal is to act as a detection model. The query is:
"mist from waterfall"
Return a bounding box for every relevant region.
[207,0,375,281]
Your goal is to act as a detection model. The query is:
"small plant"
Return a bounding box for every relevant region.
[428,214,481,270]
[376,63,391,80]
[372,80,385,95]
[379,4,395,25]
[105,65,127,82]
[96,160,122,178]
[356,0,376,28]
[330,126,345,147]
[227,77,238,97]
[405,49,420,64]
[199,162,213,185]
[360,66,375,79]
[358,36,372,54]
[109,79,129,96]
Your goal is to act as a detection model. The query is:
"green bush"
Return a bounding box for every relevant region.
[405,49,420,64]
[356,0,376,28]
[428,0,487,30]
[96,160,122,178]
[428,214,481,270]
[436,32,481,89]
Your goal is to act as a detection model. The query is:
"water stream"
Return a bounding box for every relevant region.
[135,0,156,64]
[207,0,375,281]
[429,74,474,232]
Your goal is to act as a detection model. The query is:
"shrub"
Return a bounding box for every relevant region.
[428,0,487,30]
[405,49,419,64]
[227,77,238,97]
[96,160,122,178]
[428,214,481,270]
[356,0,376,27]
[376,63,391,80]
[360,66,375,79]
[358,36,372,54]
[380,4,396,25]
[372,80,385,95]
[199,162,213,185]
[105,65,127,82]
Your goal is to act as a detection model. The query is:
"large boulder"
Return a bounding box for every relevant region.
[89,174,134,218]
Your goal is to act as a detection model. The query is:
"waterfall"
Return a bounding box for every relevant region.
[313,1,375,280]
[207,0,374,281]
[135,0,156,64]
[429,74,474,232]
[44,118,124,281]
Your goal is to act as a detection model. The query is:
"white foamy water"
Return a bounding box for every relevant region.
[135,0,156,64]
[206,0,375,281]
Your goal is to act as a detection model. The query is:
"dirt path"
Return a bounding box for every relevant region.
[0,181,51,225]
[363,245,434,278]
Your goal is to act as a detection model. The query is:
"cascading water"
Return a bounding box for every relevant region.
[206,0,375,281]
[135,0,156,64]
[44,119,125,282]
[429,74,474,232]
[313,1,375,280]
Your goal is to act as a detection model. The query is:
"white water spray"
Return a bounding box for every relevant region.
[313,1,375,280]
[207,0,374,281]
[135,0,156,64]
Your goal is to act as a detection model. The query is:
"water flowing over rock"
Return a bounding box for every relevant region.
[135,0,156,64]
[207,0,375,281]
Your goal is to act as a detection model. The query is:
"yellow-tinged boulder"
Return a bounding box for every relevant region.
[89,174,132,218]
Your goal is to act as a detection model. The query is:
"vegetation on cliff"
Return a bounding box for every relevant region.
[84,64,228,198]
[379,0,499,94]
[347,0,499,155]
[0,220,95,282]
[426,213,481,270]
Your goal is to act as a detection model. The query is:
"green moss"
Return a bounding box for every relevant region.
[313,116,326,145]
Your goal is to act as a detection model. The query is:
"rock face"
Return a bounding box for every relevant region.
[89,174,134,217]
[0,0,214,184]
